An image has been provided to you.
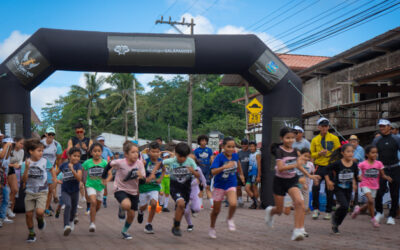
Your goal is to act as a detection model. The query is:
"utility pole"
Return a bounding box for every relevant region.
[133,77,138,140]
[156,16,195,148]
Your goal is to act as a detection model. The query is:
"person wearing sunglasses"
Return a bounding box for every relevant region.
[41,127,63,216]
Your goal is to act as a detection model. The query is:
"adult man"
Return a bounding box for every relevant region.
[349,135,364,163]
[391,122,399,135]
[310,117,340,220]
[237,139,250,207]
[96,135,113,208]
[373,119,400,225]
[293,126,310,150]
[41,127,62,216]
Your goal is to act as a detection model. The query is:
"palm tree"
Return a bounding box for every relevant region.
[69,73,109,138]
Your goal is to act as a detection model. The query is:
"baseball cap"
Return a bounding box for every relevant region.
[241,138,249,145]
[390,122,399,129]
[97,135,105,141]
[162,152,170,158]
[294,125,304,133]
[349,135,359,141]
[46,127,56,134]
[378,119,390,126]
[3,137,14,143]
[317,117,329,126]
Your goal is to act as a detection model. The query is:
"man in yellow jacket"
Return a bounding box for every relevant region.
[310,117,340,220]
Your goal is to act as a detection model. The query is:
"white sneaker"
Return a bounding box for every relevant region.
[300,228,309,237]
[77,205,83,209]
[70,222,75,231]
[3,217,13,224]
[7,208,16,218]
[265,206,275,228]
[89,222,96,232]
[208,228,217,239]
[61,205,65,210]
[312,209,320,220]
[291,228,305,241]
[227,219,236,231]
[386,217,395,225]
[64,225,72,236]
[374,212,383,223]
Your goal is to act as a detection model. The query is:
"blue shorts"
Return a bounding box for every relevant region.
[200,165,211,186]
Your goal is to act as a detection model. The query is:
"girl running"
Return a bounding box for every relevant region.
[82,142,107,232]
[325,144,359,234]
[103,141,146,240]
[7,137,24,219]
[265,127,320,241]
[209,137,245,239]
[22,138,55,243]
[296,148,316,213]
[55,147,82,236]
[351,145,392,227]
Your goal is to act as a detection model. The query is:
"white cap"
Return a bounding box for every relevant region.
[3,137,14,143]
[294,125,304,133]
[162,152,170,158]
[96,135,105,141]
[378,119,390,126]
[317,117,329,125]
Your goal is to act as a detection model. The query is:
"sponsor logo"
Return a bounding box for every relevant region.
[12,50,40,78]
[114,45,130,55]
[266,61,279,74]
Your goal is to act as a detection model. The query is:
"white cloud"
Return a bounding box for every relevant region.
[31,86,70,115]
[0,30,30,62]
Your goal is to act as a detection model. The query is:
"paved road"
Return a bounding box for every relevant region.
[1,184,399,249]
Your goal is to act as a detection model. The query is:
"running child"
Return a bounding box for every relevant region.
[209,137,245,239]
[102,141,146,240]
[137,142,165,234]
[162,142,199,237]
[22,138,56,243]
[82,142,107,232]
[351,145,392,227]
[265,127,320,241]
[296,148,316,213]
[159,152,171,212]
[55,147,82,236]
[325,144,359,234]
[245,141,261,209]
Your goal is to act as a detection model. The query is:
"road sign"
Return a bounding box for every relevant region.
[246,98,263,114]
[249,113,261,124]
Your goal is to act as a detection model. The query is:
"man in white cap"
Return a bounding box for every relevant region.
[293,125,310,150]
[348,135,364,163]
[373,119,400,225]
[310,117,340,220]
[391,122,399,135]
[96,135,113,208]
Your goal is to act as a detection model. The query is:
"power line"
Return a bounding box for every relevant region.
[162,0,179,17]
[200,0,219,16]
[181,0,200,16]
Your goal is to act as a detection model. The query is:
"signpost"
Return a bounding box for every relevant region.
[246,98,263,124]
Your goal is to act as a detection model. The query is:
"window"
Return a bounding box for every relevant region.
[330,88,342,105]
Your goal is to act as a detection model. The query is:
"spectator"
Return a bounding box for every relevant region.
[293,126,310,150]
[349,135,364,163]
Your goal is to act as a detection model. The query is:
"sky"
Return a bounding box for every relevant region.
[0,0,399,118]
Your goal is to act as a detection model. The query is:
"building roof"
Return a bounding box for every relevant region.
[31,108,41,125]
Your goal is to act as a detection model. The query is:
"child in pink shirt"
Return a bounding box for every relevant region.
[351,145,392,227]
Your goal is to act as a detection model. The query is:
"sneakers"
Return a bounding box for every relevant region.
[118,206,126,221]
[137,212,144,224]
[291,228,305,241]
[64,225,72,236]
[162,207,170,212]
[121,231,132,240]
[55,209,61,219]
[331,217,340,235]
[45,209,53,217]
[89,222,96,232]
[371,218,380,228]
[85,209,90,215]
[144,224,154,234]
[61,204,66,210]
[208,228,217,239]
[77,204,83,209]
[37,218,46,230]
[70,222,75,231]
[374,212,383,223]
[227,219,236,231]
[324,213,331,220]
[74,217,79,224]
[312,209,320,220]
[187,225,194,232]
[386,217,395,225]
[351,205,360,219]
[7,208,16,218]
[3,217,14,224]
[27,233,36,243]
[300,228,309,237]
[171,226,182,236]
[265,206,274,228]
[103,199,107,208]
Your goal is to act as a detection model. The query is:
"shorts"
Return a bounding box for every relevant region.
[8,167,15,176]
[246,175,256,185]
[86,187,104,201]
[273,176,299,196]
[361,186,377,199]
[114,191,139,211]
[212,187,236,202]
[200,166,211,186]
[139,190,159,207]
[160,176,170,195]
[25,191,48,211]
[237,174,246,187]
[170,180,191,205]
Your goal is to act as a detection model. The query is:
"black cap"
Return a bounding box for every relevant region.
[241,138,249,145]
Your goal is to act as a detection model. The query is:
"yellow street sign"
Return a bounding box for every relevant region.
[246,98,263,114]
[249,113,261,124]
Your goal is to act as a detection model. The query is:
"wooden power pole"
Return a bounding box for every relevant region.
[155,16,195,147]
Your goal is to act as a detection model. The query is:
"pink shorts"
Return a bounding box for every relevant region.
[212,187,236,201]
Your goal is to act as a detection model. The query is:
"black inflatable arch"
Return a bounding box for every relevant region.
[0,28,302,206]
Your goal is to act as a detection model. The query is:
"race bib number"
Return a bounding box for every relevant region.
[28,166,44,179]
[171,166,191,183]
[222,162,237,179]
[88,166,104,178]
[285,159,297,173]
[338,171,353,188]
[124,169,138,181]
[63,170,75,182]
[364,168,379,178]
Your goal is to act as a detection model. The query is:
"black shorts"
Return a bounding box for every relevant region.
[273,176,299,196]
[170,180,191,205]
[8,167,15,176]
[114,191,139,211]
[237,174,246,187]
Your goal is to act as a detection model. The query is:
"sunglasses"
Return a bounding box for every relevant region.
[75,131,84,134]
[47,133,55,136]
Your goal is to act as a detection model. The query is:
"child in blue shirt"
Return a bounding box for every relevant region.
[194,135,214,208]
[245,141,261,209]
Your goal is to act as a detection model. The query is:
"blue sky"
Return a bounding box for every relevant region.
[0,0,399,117]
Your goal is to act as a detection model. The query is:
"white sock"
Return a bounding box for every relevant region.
[200,198,203,207]
[210,199,214,206]
[164,197,169,208]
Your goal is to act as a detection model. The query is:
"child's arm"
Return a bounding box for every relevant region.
[187,166,200,178]
[211,161,234,176]
[380,169,392,183]
[256,154,262,183]
[325,164,335,191]
[68,163,82,182]
[237,160,245,184]
[22,160,30,184]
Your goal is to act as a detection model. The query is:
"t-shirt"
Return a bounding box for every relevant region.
[41,139,62,166]
[101,146,114,161]
[372,134,400,166]
[293,138,311,151]
[248,151,259,177]
[82,158,108,191]
[194,147,213,168]
[59,162,82,193]
[238,150,250,177]
[163,157,197,185]
[274,146,298,179]
[358,160,384,190]
[111,158,146,196]
[211,153,239,190]
[353,145,365,163]
[23,158,52,194]
[330,160,358,189]
[139,158,163,193]
[10,149,24,165]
